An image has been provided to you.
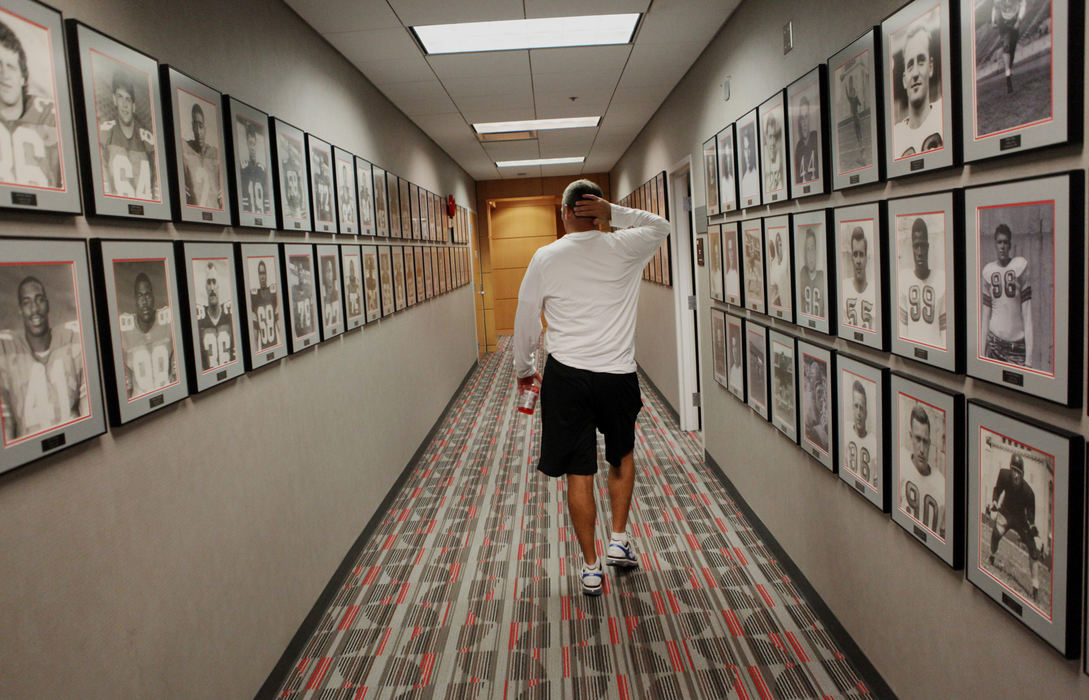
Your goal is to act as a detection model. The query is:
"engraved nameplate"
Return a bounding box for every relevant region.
[913,525,928,542]
[254,217,263,226]
[1001,593,1023,616]
[149,394,164,408]
[999,134,1021,151]
[216,370,227,381]
[41,433,66,451]
[202,211,213,221]
[12,191,37,206]
[1002,370,1024,386]
[302,338,310,347]
[808,320,815,328]
[128,204,144,216]
[854,332,863,341]
[849,174,860,185]
[914,347,928,360]
[803,185,811,194]
[910,159,924,172]
[294,222,301,229]
[854,480,865,493]
[771,194,779,201]
[266,352,275,361]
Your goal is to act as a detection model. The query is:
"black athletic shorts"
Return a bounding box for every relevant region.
[537,355,642,478]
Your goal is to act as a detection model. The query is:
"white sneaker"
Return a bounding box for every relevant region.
[581,561,604,596]
[606,539,639,569]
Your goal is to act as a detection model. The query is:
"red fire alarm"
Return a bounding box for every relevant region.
[447,194,456,217]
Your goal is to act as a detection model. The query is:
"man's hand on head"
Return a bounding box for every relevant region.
[573,194,611,228]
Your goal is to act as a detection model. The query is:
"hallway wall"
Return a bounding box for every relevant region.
[0,0,477,697]
[612,0,1089,697]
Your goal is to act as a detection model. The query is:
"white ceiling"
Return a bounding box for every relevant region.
[284,0,740,181]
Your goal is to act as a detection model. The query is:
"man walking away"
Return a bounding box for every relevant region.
[513,179,670,596]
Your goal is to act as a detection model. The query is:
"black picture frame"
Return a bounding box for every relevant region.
[764,213,794,322]
[768,328,798,442]
[890,372,963,567]
[737,109,762,208]
[391,244,406,311]
[725,311,746,402]
[828,27,885,189]
[372,166,389,238]
[223,97,274,229]
[708,224,724,303]
[967,400,1083,657]
[354,156,375,237]
[161,66,230,226]
[741,217,765,314]
[340,243,364,330]
[333,146,357,235]
[306,133,335,233]
[377,245,394,317]
[281,243,318,352]
[398,178,411,239]
[402,245,417,307]
[834,200,887,350]
[711,307,728,388]
[797,339,836,471]
[315,243,343,339]
[0,237,105,474]
[361,245,380,324]
[793,208,834,334]
[758,89,791,203]
[722,221,742,307]
[236,242,286,370]
[702,136,719,217]
[745,318,769,420]
[178,241,243,392]
[837,353,889,511]
[91,239,188,424]
[67,21,171,220]
[786,65,829,198]
[0,0,82,214]
[716,124,738,213]
[387,170,401,239]
[270,118,310,231]
[964,171,1082,407]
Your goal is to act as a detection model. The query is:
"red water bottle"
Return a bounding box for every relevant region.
[517,384,539,415]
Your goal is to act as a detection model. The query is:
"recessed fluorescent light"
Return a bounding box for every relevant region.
[413,14,640,54]
[496,157,585,168]
[474,117,600,134]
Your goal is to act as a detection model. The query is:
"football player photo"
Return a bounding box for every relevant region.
[93,57,159,202]
[759,99,787,201]
[711,308,727,387]
[765,219,792,320]
[378,246,394,316]
[716,126,737,212]
[978,430,1052,610]
[334,150,356,233]
[794,219,828,327]
[373,168,389,237]
[723,223,742,305]
[708,225,724,302]
[113,260,177,399]
[841,369,878,489]
[276,129,308,225]
[414,246,427,301]
[895,212,947,350]
[800,350,831,458]
[387,173,401,236]
[703,137,719,216]
[403,246,417,306]
[308,138,335,231]
[726,316,744,400]
[832,44,874,174]
[177,92,223,211]
[770,332,796,439]
[245,254,282,354]
[341,247,363,328]
[391,245,406,311]
[790,88,821,189]
[839,218,877,333]
[355,157,374,235]
[896,392,946,539]
[191,258,236,372]
[977,201,1053,374]
[235,114,272,217]
[0,262,88,445]
[972,0,1050,139]
[738,114,760,206]
[361,246,380,323]
[745,323,768,417]
[741,220,765,313]
[889,7,945,159]
[317,250,341,338]
[285,250,317,348]
[0,9,65,192]
[422,246,434,299]
[398,179,411,238]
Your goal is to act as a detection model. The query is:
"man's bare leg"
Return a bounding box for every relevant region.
[607,451,635,534]
[567,473,598,565]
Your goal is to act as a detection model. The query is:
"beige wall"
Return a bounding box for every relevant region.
[0,0,477,697]
[613,0,1089,697]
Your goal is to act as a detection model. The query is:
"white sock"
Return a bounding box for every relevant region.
[584,557,600,570]
[610,532,627,544]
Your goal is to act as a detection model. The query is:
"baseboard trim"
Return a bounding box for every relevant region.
[255,359,480,699]
[635,364,680,425]
[703,451,899,700]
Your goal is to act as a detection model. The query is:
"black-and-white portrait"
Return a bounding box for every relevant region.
[794,216,829,327]
[286,251,317,346]
[341,247,363,326]
[800,349,831,458]
[362,246,380,323]
[113,259,177,399]
[190,257,236,372]
[977,426,1052,612]
[889,6,945,159]
[387,174,401,237]
[972,0,1051,138]
[317,251,341,337]
[895,212,947,351]
[308,139,334,229]
[833,44,874,174]
[277,130,307,223]
[789,79,823,188]
[839,217,877,333]
[398,179,411,238]
[716,126,737,212]
[373,168,388,237]
[770,332,796,438]
[742,220,765,313]
[355,157,374,235]
[245,253,282,354]
[708,225,724,302]
[765,219,792,319]
[0,262,88,444]
[235,111,271,217]
[402,246,417,306]
[711,308,727,387]
[703,137,719,216]
[92,53,159,202]
[841,367,878,488]
[738,114,760,206]
[976,201,1053,374]
[723,223,741,306]
[335,151,356,232]
[759,98,787,200]
[391,245,406,311]
[414,246,427,301]
[896,392,947,539]
[176,90,223,211]
[726,316,744,400]
[746,324,767,416]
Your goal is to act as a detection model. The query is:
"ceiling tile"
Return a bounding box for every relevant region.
[635,0,738,44]
[428,51,530,80]
[533,92,610,119]
[378,80,449,103]
[285,0,402,34]
[453,93,535,117]
[536,128,597,152]
[538,163,584,178]
[523,0,649,19]
[621,40,706,86]
[500,165,541,179]
[598,101,658,129]
[442,74,533,101]
[322,28,423,64]
[481,140,542,161]
[461,107,536,125]
[532,70,618,96]
[411,112,472,139]
[528,45,632,74]
[391,91,459,117]
[390,0,525,27]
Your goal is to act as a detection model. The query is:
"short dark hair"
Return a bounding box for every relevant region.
[0,20,28,107]
[16,275,44,302]
[911,217,928,239]
[850,227,867,253]
[994,223,1012,240]
[910,404,930,430]
[112,71,135,100]
[562,179,603,217]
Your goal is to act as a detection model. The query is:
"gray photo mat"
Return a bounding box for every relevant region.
[306,134,335,233]
[333,146,358,235]
[829,28,883,190]
[744,319,768,419]
[768,329,798,443]
[282,243,318,351]
[737,109,762,208]
[886,190,958,372]
[0,238,105,473]
[758,90,790,204]
[237,242,287,369]
[764,214,794,322]
[725,312,746,402]
[796,339,835,471]
[166,68,231,226]
[181,241,244,392]
[741,217,766,314]
[786,66,827,198]
[837,354,886,511]
[315,243,343,339]
[271,118,311,231]
[226,97,275,229]
[834,201,885,350]
[792,208,833,334]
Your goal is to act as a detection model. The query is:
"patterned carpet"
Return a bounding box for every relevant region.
[274,338,878,699]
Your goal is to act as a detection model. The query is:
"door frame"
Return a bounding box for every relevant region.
[668,156,700,431]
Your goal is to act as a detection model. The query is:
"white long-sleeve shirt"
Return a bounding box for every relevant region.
[513,204,670,377]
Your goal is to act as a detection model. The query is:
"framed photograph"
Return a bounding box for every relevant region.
[377,245,394,317]
[702,137,719,217]
[391,245,406,311]
[764,214,793,322]
[891,373,963,567]
[710,307,727,388]
[403,245,417,307]
[354,156,374,236]
[91,239,187,424]
[758,90,790,203]
[837,354,888,511]
[270,118,310,231]
[708,224,724,302]
[179,242,242,392]
[315,244,342,339]
[387,171,401,239]
[967,400,1083,656]
[716,124,738,213]
[224,97,274,229]
[741,218,765,314]
[725,312,746,401]
[0,238,105,474]
[769,329,798,442]
[422,245,434,299]
[162,67,228,225]
[340,244,363,331]
[417,185,428,241]
[882,0,956,177]
[835,201,886,350]
[888,190,960,371]
[282,243,318,352]
[722,222,742,306]
[797,339,835,470]
[793,208,834,334]
[737,110,762,208]
[436,246,447,294]
[361,246,380,323]
[656,172,668,219]
[961,0,1078,162]
[306,134,335,233]
[0,0,80,213]
[333,147,357,235]
[965,172,1082,406]
[67,21,170,219]
[829,28,884,189]
[786,66,828,198]
[745,319,768,419]
[430,192,441,241]
[237,243,285,369]
[372,166,389,237]
[660,239,672,286]
[409,182,421,239]
[398,178,411,238]
[412,246,426,301]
